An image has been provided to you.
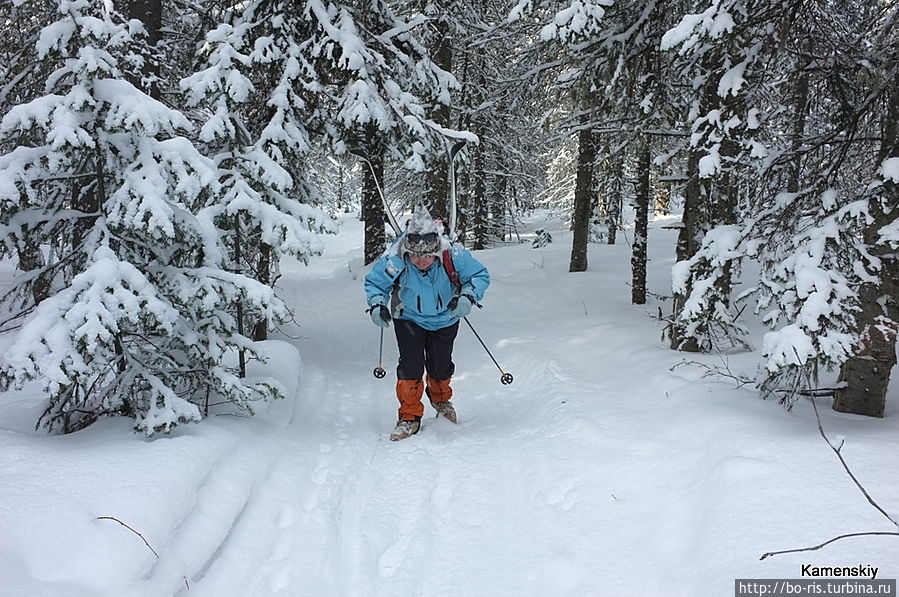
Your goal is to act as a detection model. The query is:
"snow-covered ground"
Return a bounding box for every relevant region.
[1,213,897,597]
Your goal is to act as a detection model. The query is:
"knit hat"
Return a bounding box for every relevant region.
[402,204,442,257]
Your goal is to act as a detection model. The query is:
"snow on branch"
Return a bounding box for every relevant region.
[661,1,735,53]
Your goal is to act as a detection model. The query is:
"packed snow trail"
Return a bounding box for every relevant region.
[177,218,898,597]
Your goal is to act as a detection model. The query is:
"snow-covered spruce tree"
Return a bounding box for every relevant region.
[183,0,337,343]
[0,0,286,434]
[664,0,899,411]
[304,0,462,263]
[833,79,899,417]
[661,0,778,352]
[749,1,899,412]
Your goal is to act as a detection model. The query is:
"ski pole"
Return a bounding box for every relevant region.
[373,327,387,379]
[462,317,513,385]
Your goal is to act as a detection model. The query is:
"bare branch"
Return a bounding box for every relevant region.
[670,357,754,389]
[762,349,899,560]
[807,396,899,527]
[760,532,899,560]
[96,516,159,558]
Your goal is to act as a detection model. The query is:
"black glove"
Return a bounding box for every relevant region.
[369,304,391,328]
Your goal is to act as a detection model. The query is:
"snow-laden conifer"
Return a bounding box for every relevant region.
[0,0,286,434]
[660,0,772,352]
[307,0,458,169]
[182,0,337,340]
[663,0,898,410]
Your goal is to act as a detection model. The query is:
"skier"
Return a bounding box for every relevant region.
[364,204,490,441]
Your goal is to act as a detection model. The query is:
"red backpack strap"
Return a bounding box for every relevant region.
[441,249,461,293]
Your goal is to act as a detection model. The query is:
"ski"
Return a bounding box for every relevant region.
[348,147,401,236]
[447,140,466,239]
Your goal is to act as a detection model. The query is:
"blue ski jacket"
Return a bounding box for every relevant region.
[364,239,490,331]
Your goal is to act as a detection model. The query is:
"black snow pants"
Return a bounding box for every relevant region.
[394,319,459,381]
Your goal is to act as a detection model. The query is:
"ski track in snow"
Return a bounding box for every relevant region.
[181,221,897,597]
[185,231,648,597]
[173,234,626,596]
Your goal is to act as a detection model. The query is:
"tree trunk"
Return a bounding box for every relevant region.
[425,19,452,220]
[491,154,507,240]
[632,137,650,304]
[253,242,272,341]
[69,146,104,278]
[455,160,468,241]
[338,167,346,212]
[669,148,702,351]
[832,274,897,418]
[127,0,161,99]
[234,214,246,378]
[710,138,738,295]
[471,123,488,250]
[362,141,386,265]
[669,64,720,351]
[569,127,595,272]
[654,181,670,216]
[16,235,50,306]
[682,147,706,257]
[787,39,811,194]
[606,151,623,246]
[833,82,899,417]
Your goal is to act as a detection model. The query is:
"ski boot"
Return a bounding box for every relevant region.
[430,400,457,423]
[389,417,421,441]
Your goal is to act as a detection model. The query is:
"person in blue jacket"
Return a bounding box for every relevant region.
[365,204,490,441]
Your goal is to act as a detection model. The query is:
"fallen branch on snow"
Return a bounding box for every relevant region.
[760,532,899,560]
[97,516,191,590]
[761,351,898,560]
[96,516,159,558]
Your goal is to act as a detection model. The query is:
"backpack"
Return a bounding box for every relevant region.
[440,248,461,293]
[431,218,461,293]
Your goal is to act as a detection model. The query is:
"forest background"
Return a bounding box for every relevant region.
[0,0,896,433]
